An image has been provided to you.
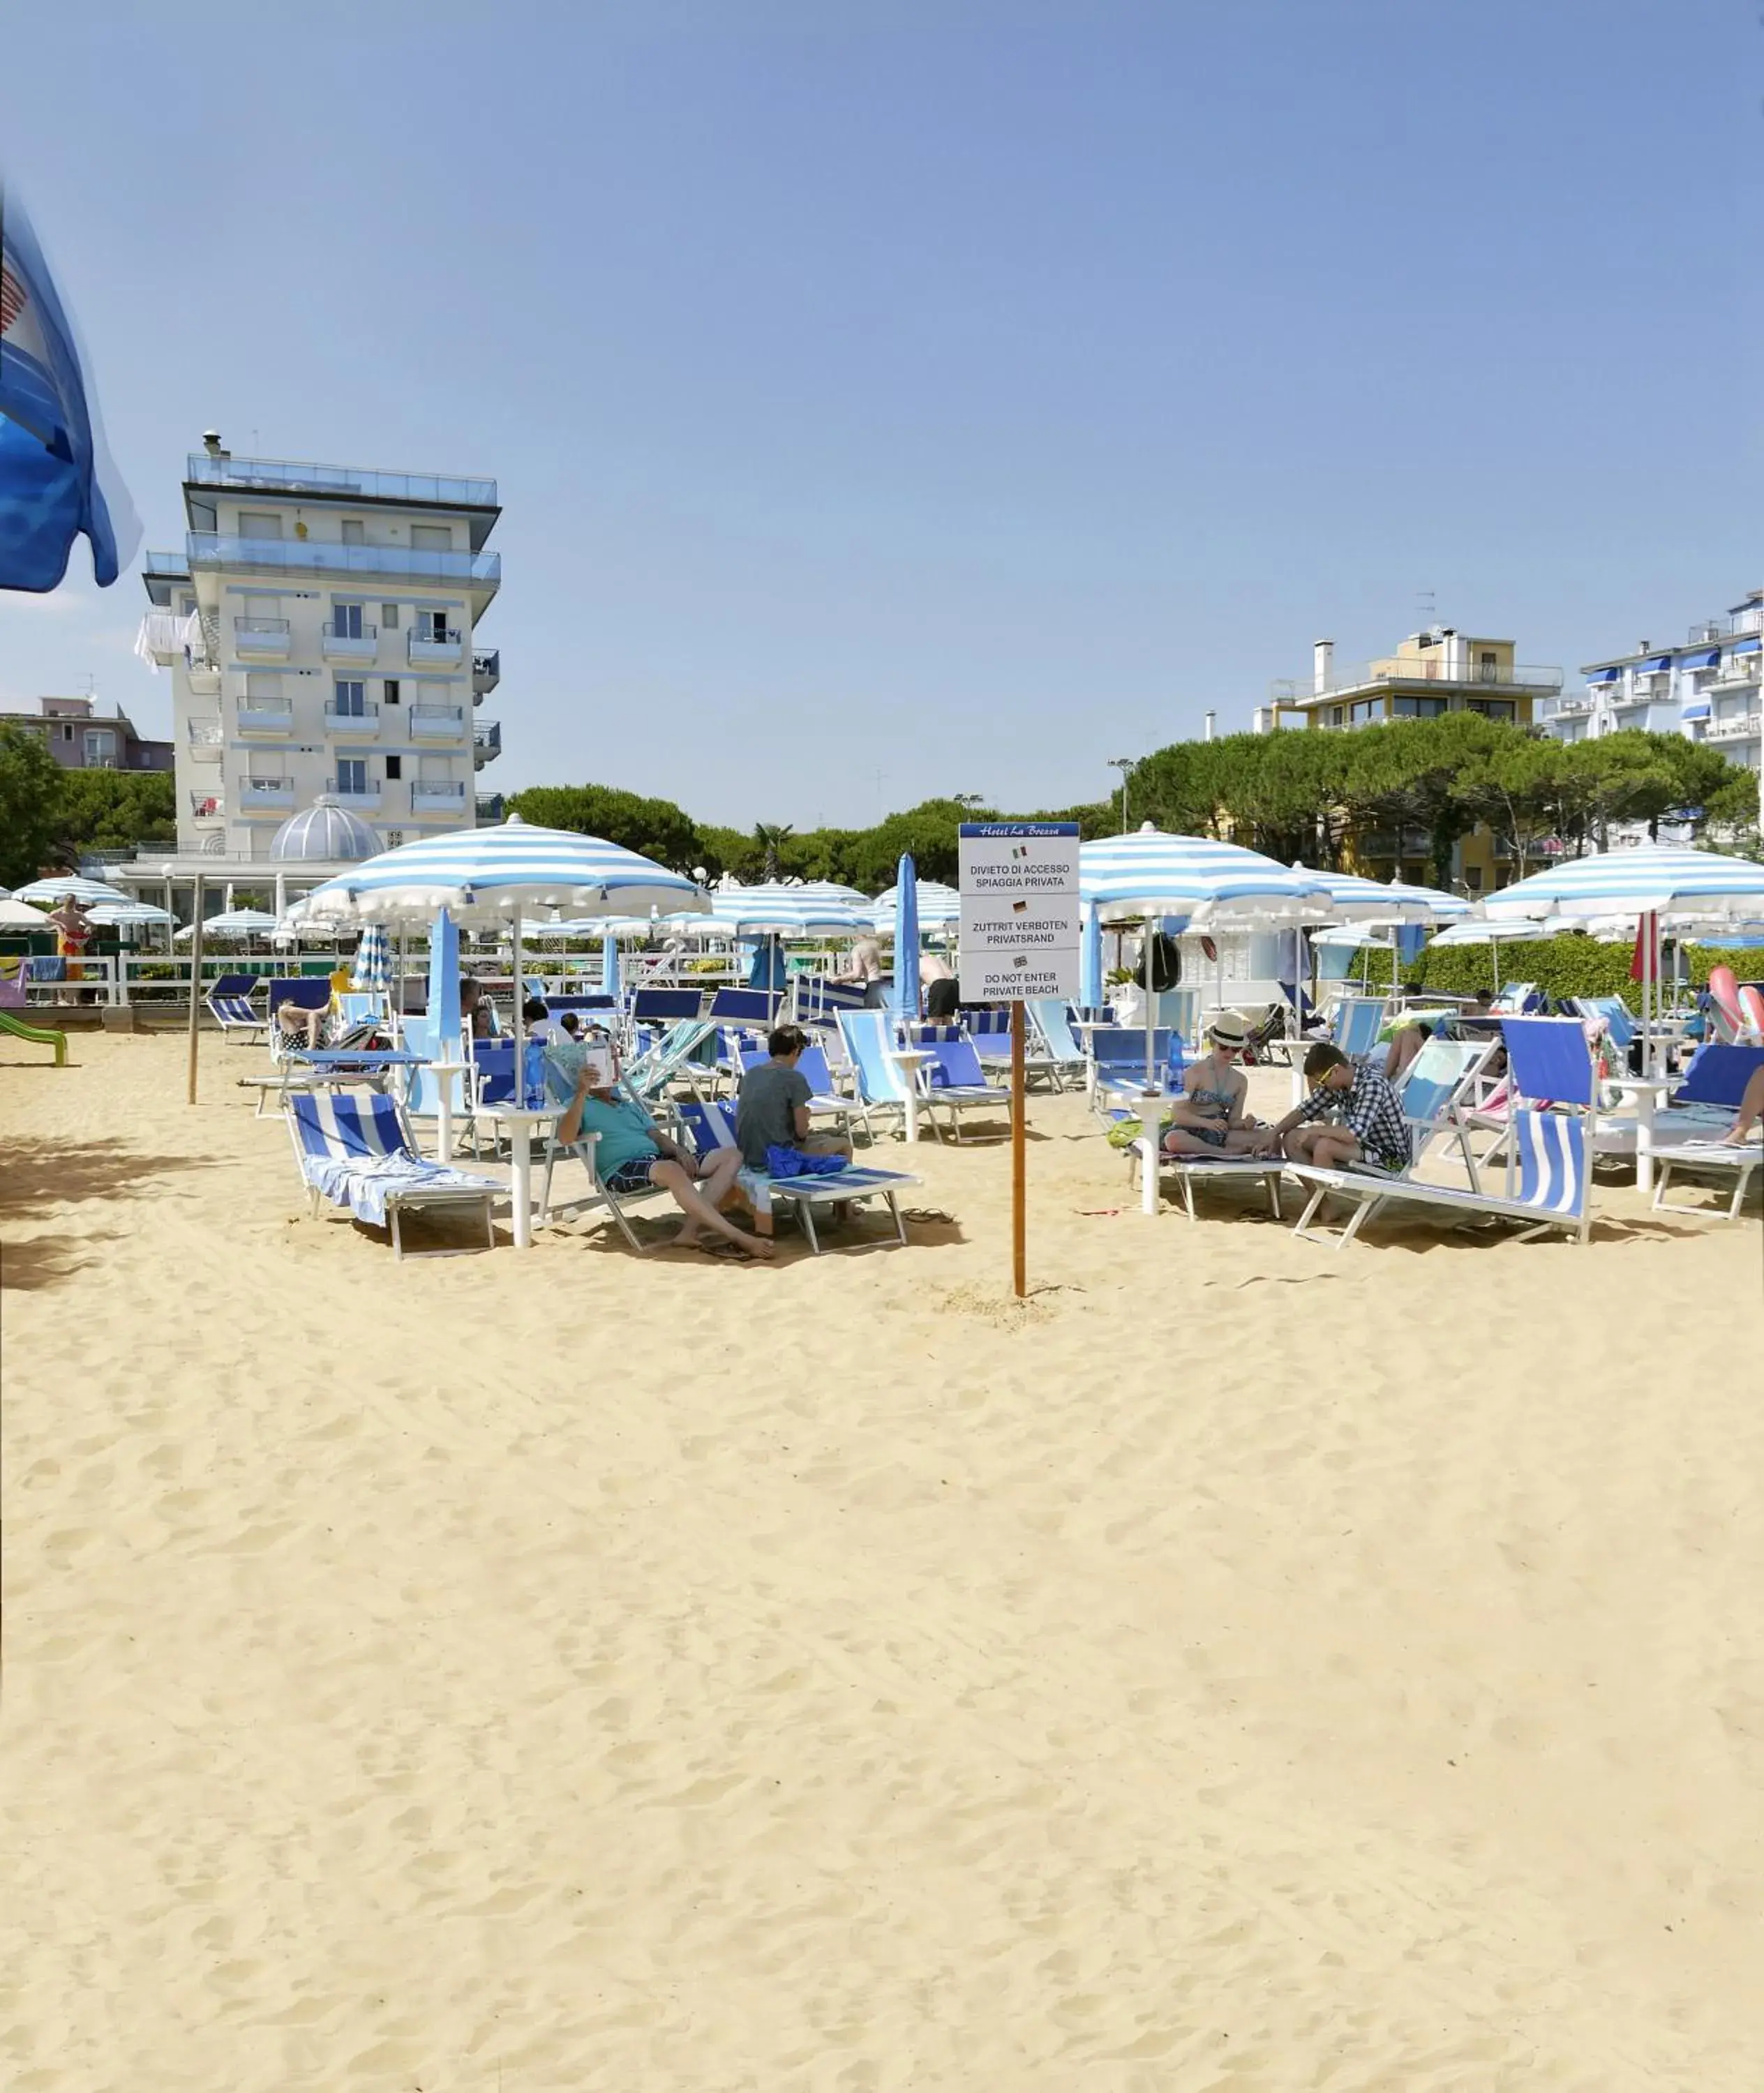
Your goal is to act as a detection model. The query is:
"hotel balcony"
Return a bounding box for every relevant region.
[324,702,381,736]
[411,779,468,811]
[321,620,380,664]
[187,719,224,763]
[188,789,225,820]
[237,701,294,735]
[472,647,500,695]
[234,615,292,661]
[327,776,382,810]
[476,792,505,823]
[472,719,502,767]
[186,533,500,606]
[1706,712,1763,744]
[408,625,464,667]
[1547,696,1597,719]
[239,777,296,811]
[1712,655,1763,690]
[142,548,193,608]
[410,703,467,739]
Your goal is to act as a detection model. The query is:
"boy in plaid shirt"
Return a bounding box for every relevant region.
[1261,1041,1412,1174]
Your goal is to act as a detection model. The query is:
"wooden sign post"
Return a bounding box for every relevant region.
[957,823,1082,1300]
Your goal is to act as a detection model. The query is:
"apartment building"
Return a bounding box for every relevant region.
[137,436,502,860]
[0,693,173,772]
[1537,587,1763,776]
[1250,624,1564,893]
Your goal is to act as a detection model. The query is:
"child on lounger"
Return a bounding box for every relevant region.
[1258,1040,1411,1175]
[1160,1014,1269,1158]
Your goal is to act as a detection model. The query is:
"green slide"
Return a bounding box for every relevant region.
[0,1008,69,1065]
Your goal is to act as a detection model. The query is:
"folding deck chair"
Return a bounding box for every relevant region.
[735,1040,864,1143]
[206,973,264,1041]
[836,1009,918,1141]
[678,1099,922,1252]
[1648,1042,1764,1220]
[1026,998,1089,1090]
[286,1089,502,1259]
[903,1026,1014,1141]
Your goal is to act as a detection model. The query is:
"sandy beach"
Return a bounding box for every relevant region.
[3,1031,1761,2091]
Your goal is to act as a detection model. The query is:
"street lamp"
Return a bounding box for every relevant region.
[1107,756,1137,834]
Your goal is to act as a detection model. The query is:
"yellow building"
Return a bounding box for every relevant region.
[1252,628,1564,894]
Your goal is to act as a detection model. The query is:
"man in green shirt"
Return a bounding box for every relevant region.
[556,1058,772,1259]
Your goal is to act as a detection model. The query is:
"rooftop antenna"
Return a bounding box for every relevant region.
[1417,587,1437,631]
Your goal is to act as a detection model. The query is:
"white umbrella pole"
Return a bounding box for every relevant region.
[1143,924,1156,1090]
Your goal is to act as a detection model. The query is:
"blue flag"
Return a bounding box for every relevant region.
[1,182,139,592]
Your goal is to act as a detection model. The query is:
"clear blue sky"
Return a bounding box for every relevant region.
[3,0,1758,830]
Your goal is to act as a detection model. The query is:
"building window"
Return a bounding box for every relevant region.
[410,524,451,552]
[238,510,282,539]
[1329,706,1344,727]
[385,754,403,781]
[1349,698,1382,725]
[84,730,117,767]
[336,758,368,794]
[1479,651,1499,680]
[341,519,365,546]
[331,601,364,638]
[383,678,401,705]
[1393,696,1449,718]
[381,603,398,629]
[416,608,449,641]
[1468,699,1515,721]
[333,680,366,716]
[61,722,75,740]
[1464,866,1483,892]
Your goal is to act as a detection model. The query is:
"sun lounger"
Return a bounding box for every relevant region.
[1026,998,1088,1090]
[736,1040,863,1143]
[620,1017,719,1102]
[206,972,264,1040]
[836,1009,917,1140]
[286,1090,501,1258]
[1326,996,1389,1062]
[678,1099,921,1252]
[631,987,705,1026]
[903,1027,1014,1142]
[1087,1026,1179,1120]
[1289,1105,1593,1248]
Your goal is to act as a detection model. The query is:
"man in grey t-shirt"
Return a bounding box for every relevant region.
[735,1025,851,1171]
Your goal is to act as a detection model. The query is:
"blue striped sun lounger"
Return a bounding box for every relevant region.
[285,1090,502,1258]
[679,1099,922,1253]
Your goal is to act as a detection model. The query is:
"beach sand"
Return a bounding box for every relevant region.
[3,1032,1761,2091]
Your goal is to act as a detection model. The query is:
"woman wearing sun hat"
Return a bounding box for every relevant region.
[1158,1011,1269,1159]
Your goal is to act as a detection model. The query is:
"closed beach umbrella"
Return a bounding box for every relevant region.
[427,907,461,1045]
[891,854,920,1026]
[1079,899,1102,1012]
[351,922,391,996]
[601,931,620,1002]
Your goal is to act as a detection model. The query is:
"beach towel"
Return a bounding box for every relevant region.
[305,1154,502,1229]
[765,1145,849,1178]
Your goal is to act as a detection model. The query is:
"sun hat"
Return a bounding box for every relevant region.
[1207,1011,1250,1048]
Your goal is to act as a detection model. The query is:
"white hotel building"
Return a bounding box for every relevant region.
[1537,586,1763,775]
[137,437,504,863]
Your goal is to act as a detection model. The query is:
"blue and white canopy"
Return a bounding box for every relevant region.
[10,873,131,906]
[285,816,705,930]
[709,884,874,934]
[176,908,282,939]
[1481,845,1764,924]
[84,898,174,928]
[1292,864,1469,924]
[1081,825,1336,927]
[872,880,961,931]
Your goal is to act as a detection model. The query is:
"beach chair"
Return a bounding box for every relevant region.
[1490,982,1539,1015]
[836,1009,917,1141]
[1645,1045,1764,1215]
[1289,1105,1594,1249]
[1025,999,1088,1089]
[1088,1027,1179,1120]
[285,1089,501,1259]
[1651,1132,1761,1220]
[793,974,872,1023]
[264,977,332,1061]
[708,987,779,1027]
[904,1026,1013,1142]
[959,1006,1065,1089]
[1135,1136,1287,1224]
[620,1017,719,1103]
[1573,995,1639,1057]
[205,972,264,1041]
[678,1099,921,1253]
[1327,996,1389,1063]
[1390,1035,1497,1181]
[631,987,705,1026]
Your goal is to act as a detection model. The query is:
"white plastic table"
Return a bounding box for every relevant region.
[1606,1072,1673,1194]
[476,1102,560,1250]
[888,1048,931,1143]
[427,1059,468,1162]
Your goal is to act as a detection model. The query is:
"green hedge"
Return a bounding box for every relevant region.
[1335,936,1759,1012]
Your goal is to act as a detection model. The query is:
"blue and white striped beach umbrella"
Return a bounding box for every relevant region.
[1081,825,1336,927]
[872,880,962,931]
[286,816,705,929]
[1292,864,1469,924]
[351,922,391,995]
[709,884,875,934]
[1481,846,1764,923]
[10,873,130,906]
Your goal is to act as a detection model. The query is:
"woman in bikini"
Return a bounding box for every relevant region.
[1159,1012,1268,1158]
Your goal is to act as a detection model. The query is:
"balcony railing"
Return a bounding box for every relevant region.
[1714,657,1763,685]
[1270,659,1564,705]
[187,532,500,591]
[410,704,466,735]
[239,777,295,806]
[1706,712,1763,743]
[187,720,224,760]
[188,790,224,819]
[324,703,381,731]
[327,777,381,806]
[411,779,468,807]
[472,647,500,692]
[234,616,292,659]
[186,454,497,509]
[476,793,504,822]
[236,703,294,733]
[144,548,193,582]
[408,626,463,663]
[321,620,379,660]
[473,719,502,765]
[1546,696,1597,718]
